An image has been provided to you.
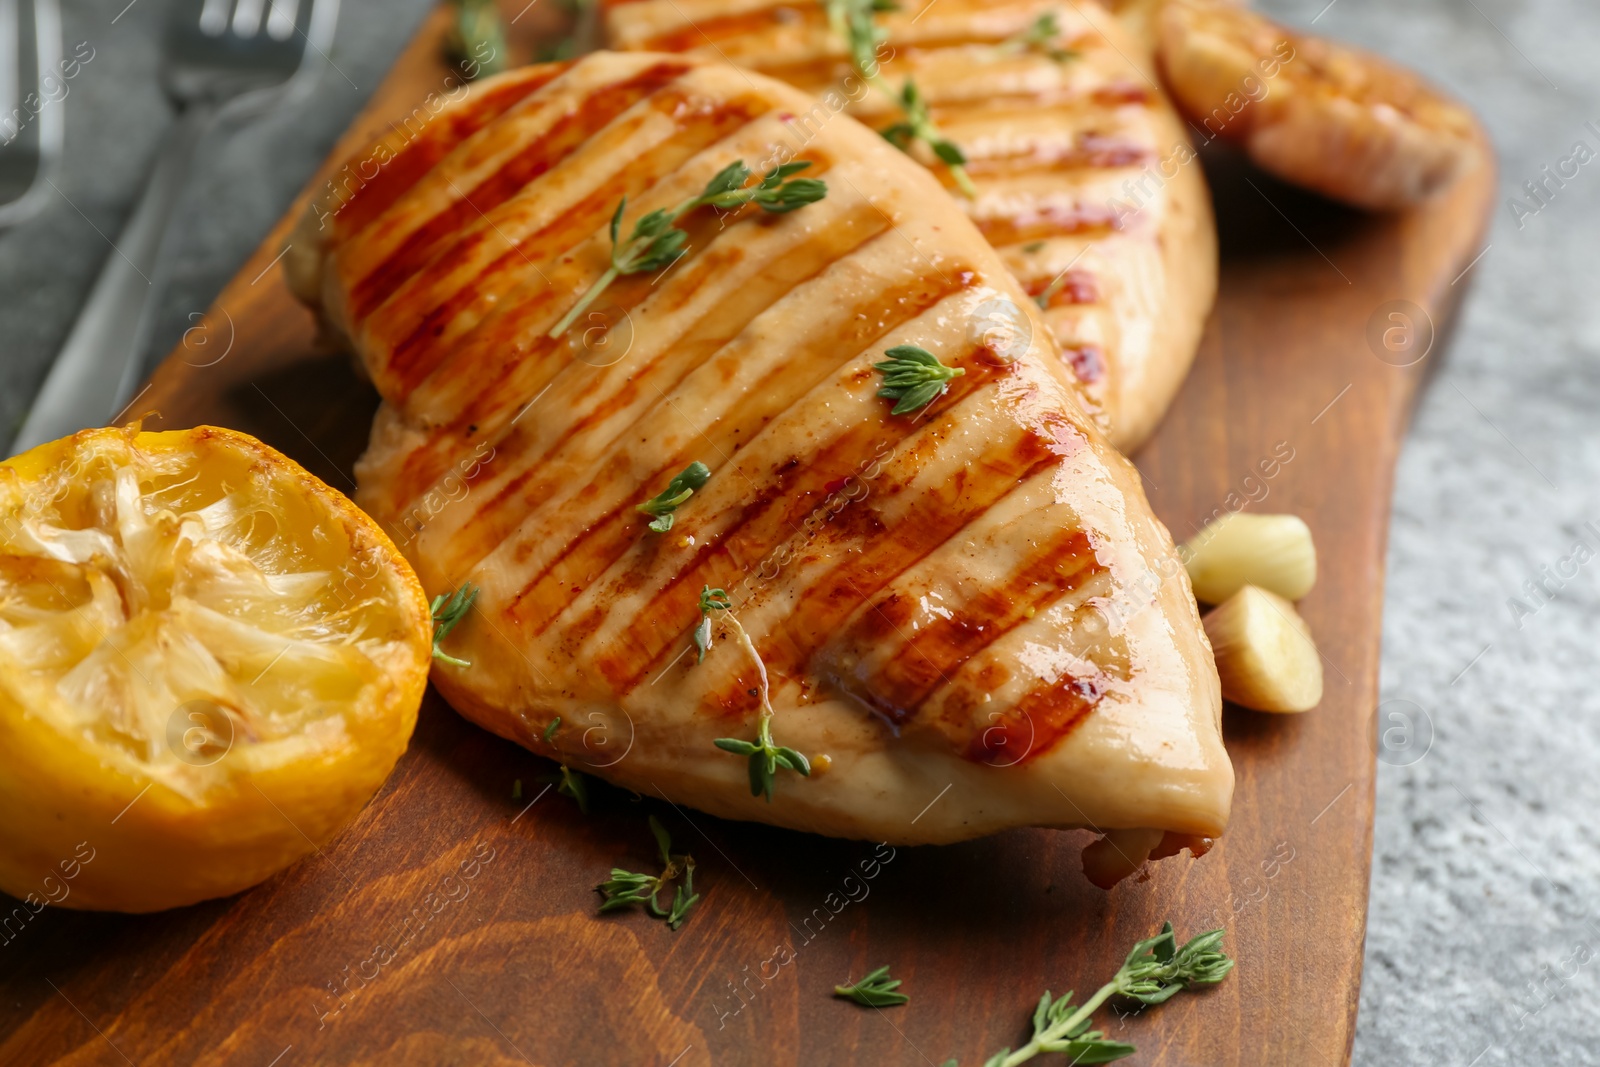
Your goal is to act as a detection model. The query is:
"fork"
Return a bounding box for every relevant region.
[10,0,339,456]
[0,0,64,231]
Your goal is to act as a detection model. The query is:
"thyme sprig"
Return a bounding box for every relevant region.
[873,344,965,414]
[835,965,910,1007]
[596,815,699,929]
[697,585,812,801]
[548,161,827,338]
[828,0,977,197]
[637,461,711,532]
[429,583,479,668]
[945,923,1234,1066]
[999,12,1077,63]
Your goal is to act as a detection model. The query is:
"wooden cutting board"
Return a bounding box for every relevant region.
[0,5,1495,1064]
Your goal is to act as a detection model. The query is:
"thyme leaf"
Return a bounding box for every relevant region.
[835,965,910,1007]
[637,461,712,533]
[429,583,479,668]
[557,764,590,813]
[873,344,965,414]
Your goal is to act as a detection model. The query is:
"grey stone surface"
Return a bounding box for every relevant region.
[1,0,1596,1063]
[1252,3,1600,1065]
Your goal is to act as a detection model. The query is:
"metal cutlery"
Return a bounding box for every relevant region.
[0,0,63,230]
[10,0,338,456]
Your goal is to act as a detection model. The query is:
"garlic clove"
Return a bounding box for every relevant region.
[1202,585,1323,713]
[1182,512,1316,604]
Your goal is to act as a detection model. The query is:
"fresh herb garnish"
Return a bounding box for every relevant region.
[548,161,827,338]
[698,585,812,801]
[873,344,965,415]
[693,585,732,663]
[949,923,1234,1066]
[542,716,562,742]
[429,583,479,668]
[999,12,1077,63]
[637,461,712,532]
[712,708,812,801]
[596,815,699,929]
[835,965,910,1007]
[881,80,976,196]
[827,0,898,78]
[557,764,590,813]
[828,0,977,197]
[445,0,508,80]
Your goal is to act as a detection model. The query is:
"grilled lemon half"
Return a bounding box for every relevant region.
[0,426,431,912]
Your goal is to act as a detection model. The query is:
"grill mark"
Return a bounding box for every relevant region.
[954,136,1152,178]
[382,136,844,508]
[590,422,896,691]
[840,528,1101,723]
[693,441,1071,719]
[509,390,916,661]
[639,7,822,52]
[756,61,1155,120]
[975,203,1123,246]
[965,672,1104,765]
[656,388,1075,712]
[392,217,907,582]
[349,61,692,321]
[1060,343,1107,384]
[389,188,828,509]
[755,432,1069,681]
[382,96,764,389]
[1092,82,1154,106]
[498,276,978,652]
[650,16,1100,62]
[1023,268,1099,308]
[589,342,1006,695]
[330,68,562,244]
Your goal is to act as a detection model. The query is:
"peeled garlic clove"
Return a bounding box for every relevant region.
[1182,512,1316,604]
[1202,585,1323,713]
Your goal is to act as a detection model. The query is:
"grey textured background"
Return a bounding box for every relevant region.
[0,0,1595,1063]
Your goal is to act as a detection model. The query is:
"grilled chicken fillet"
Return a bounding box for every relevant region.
[286,53,1230,851]
[601,0,1217,452]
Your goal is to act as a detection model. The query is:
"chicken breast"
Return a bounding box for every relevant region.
[286,53,1230,850]
[601,0,1217,452]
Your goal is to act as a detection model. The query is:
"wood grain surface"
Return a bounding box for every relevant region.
[0,4,1496,1064]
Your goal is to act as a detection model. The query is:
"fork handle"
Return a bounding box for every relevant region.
[11,103,213,455]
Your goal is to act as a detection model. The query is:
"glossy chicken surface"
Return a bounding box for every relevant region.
[602,0,1217,451]
[287,53,1230,846]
